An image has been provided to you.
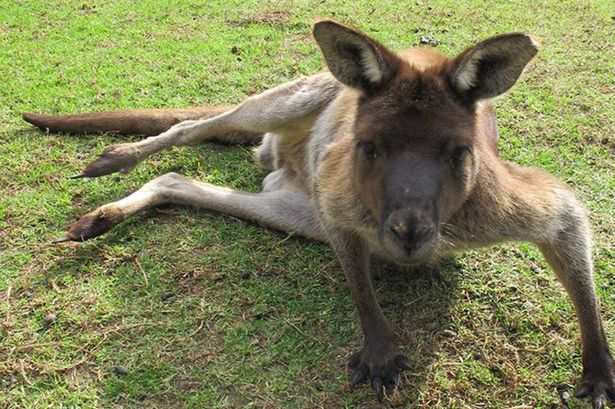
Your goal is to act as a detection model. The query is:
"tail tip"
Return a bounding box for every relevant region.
[22,112,44,128]
[22,111,35,122]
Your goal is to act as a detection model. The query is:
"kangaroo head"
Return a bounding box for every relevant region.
[313,21,538,264]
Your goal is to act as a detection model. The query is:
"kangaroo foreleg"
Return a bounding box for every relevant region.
[56,172,325,243]
[326,228,413,401]
[535,200,615,408]
[76,73,340,178]
[460,167,614,408]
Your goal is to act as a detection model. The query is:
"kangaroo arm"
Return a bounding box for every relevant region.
[327,228,392,341]
[455,159,615,406]
[325,226,412,399]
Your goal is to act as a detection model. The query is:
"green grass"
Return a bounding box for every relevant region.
[1,1,613,408]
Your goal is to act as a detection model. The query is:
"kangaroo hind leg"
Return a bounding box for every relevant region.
[55,172,326,243]
[76,73,340,178]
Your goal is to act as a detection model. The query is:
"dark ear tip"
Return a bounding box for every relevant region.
[313,19,339,29]
[312,21,326,38]
[313,19,364,38]
[486,32,540,53]
[517,33,540,51]
[313,20,346,38]
[511,33,540,53]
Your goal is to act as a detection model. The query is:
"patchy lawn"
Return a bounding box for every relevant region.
[0,1,613,408]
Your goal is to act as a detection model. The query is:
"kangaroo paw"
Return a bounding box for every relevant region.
[54,205,125,242]
[348,340,413,402]
[575,355,615,409]
[77,144,143,178]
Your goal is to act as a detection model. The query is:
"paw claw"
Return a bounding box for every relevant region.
[384,373,398,389]
[350,364,368,388]
[575,357,615,407]
[372,377,384,402]
[575,382,593,398]
[395,354,413,371]
[593,394,605,409]
[347,345,411,401]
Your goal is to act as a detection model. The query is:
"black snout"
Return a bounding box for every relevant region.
[382,152,442,259]
[387,209,436,253]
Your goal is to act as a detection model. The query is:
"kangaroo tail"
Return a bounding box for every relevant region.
[22,106,263,144]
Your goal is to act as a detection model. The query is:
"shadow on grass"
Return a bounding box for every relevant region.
[366,259,460,406]
[40,212,461,407]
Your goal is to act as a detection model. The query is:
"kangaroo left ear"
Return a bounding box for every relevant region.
[450,33,538,102]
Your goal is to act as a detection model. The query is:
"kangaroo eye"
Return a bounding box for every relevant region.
[450,145,470,166]
[361,141,379,159]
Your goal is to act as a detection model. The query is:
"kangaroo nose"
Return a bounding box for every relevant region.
[388,213,434,252]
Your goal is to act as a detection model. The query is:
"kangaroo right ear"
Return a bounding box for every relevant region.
[313,20,401,93]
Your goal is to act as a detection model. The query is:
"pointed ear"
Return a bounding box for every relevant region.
[450,33,538,102]
[313,20,401,93]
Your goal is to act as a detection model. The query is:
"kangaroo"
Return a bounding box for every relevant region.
[23,20,614,407]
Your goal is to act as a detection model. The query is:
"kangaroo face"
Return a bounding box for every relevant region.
[313,20,537,264]
[353,74,478,264]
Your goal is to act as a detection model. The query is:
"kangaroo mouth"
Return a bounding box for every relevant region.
[379,229,439,265]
